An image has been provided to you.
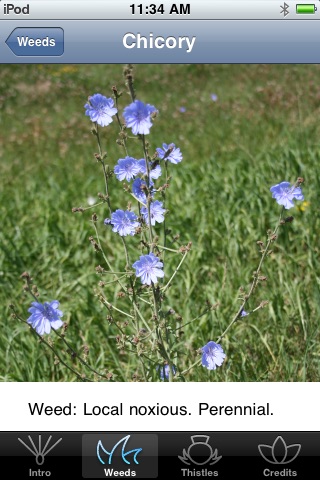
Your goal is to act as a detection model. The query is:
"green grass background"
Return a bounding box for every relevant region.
[1,64,320,382]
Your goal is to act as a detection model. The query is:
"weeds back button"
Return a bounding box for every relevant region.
[6,27,64,56]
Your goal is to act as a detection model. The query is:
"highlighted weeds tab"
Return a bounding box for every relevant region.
[6,28,64,56]
[82,433,158,478]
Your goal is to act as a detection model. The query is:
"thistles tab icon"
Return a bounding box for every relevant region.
[178,435,222,466]
[18,434,62,465]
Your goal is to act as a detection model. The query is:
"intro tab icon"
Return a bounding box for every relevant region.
[18,434,62,465]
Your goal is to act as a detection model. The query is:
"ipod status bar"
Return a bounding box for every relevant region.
[0,1,319,20]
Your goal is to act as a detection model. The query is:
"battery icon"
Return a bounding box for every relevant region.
[296,4,316,14]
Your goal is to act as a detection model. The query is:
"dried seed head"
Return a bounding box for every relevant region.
[21,271,31,280]
[258,276,267,281]
[96,265,105,273]
[259,300,269,308]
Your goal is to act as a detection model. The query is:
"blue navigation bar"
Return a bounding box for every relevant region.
[5,27,64,56]
[1,20,320,63]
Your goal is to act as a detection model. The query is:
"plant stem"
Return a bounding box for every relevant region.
[162,250,189,293]
[162,161,170,266]
[175,307,212,331]
[95,123,111,215]
[12,310,91,382]
[50,327,111,380]
[92,222,128,293]
[216,207,285,344]
[142,134,155,253]
[114,96,129,156]
[99,294,134,319]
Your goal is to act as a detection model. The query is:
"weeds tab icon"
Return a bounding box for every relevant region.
[178,435,222,466]
[82,433,157,478]
[258,436,301,464]
[97,435,142,465]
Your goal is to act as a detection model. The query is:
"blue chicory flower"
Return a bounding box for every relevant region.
[270,181,304,210]
[201,341,226,370]
[84,93,117,127]
[132,178,154,205]
[157,364,177,381]
[179,106,186,113]
[109,209,140,236]
[27,300,63,335]
[123,99,158,135]
[132,253,164,285]
[211,93,218,102]
[241,309,249,317]
[114,157,140,182]
[137,159,162,180]
[141,200,165,226]
[156,143,182,164]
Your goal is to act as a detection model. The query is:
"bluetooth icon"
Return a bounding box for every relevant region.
[280,2,290,16]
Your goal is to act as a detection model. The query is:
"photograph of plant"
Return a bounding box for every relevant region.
[1,64,319,381]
